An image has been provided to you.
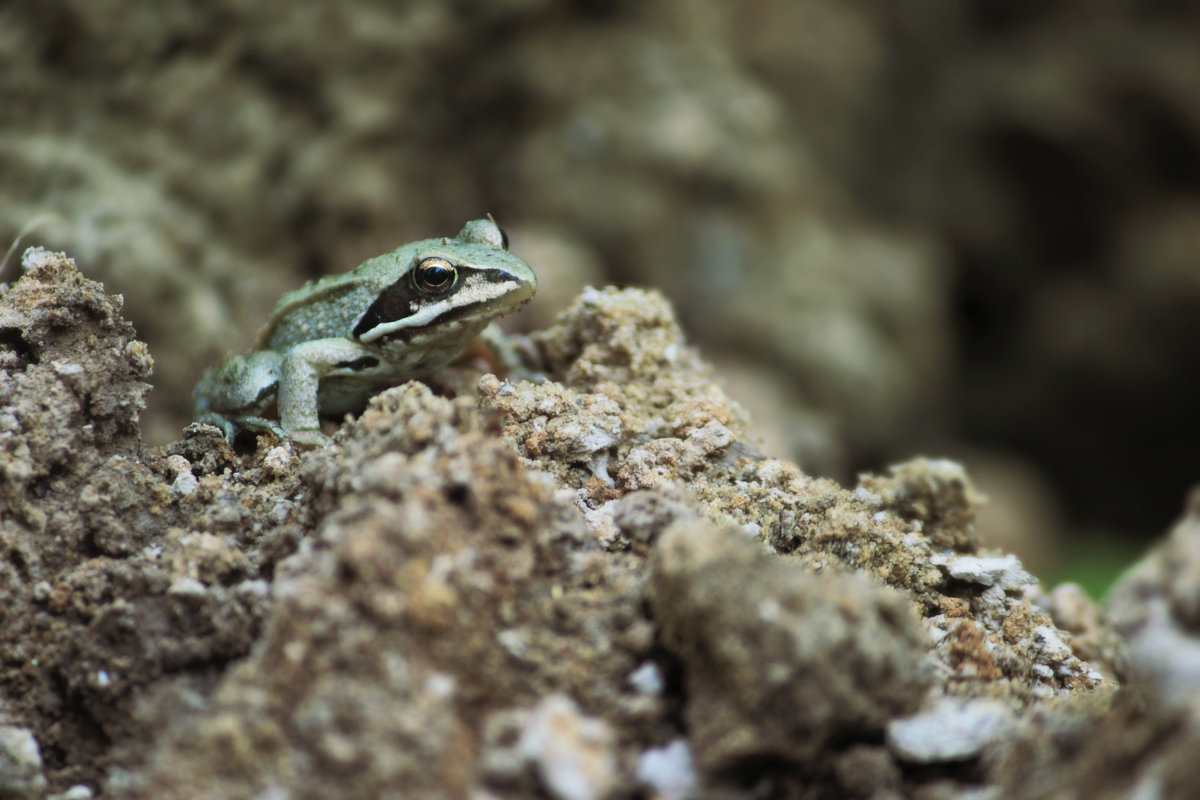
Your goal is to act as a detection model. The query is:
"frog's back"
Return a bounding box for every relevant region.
[254,251,405,349]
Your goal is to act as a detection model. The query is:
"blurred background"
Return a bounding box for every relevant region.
[3,0,1199,593]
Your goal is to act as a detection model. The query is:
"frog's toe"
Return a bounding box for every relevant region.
[288,428,332,449]
[223,416,283,440]
[194,413,238,441]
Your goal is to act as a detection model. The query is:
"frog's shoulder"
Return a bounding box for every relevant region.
[275,272,354,313]
[257,275,347,335]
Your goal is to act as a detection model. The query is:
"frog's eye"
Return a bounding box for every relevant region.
[414,256,457,293]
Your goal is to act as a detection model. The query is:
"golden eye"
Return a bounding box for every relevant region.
[414,256,456,293]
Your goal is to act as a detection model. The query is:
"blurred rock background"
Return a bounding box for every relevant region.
[2,0,1197,588]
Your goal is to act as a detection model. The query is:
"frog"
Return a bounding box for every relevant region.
[192,217,537,447]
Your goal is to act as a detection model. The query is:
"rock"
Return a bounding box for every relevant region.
[1109,490,1200,710]
[0,725,47,800]
[860,459,985,551]
[46,786,94,800]
[518,695,618,800]
[941,555,1025,587]
[636,739,696,800]
[886,699,1012,763]
[649,518,932,771]
[0,268,1117,798]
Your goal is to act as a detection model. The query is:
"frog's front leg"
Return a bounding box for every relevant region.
[193,349,286,439]
[277,337,379,447]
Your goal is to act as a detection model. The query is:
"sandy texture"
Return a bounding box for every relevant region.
[17,251,1200,799]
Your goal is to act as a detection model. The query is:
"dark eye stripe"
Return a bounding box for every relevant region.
[353,275,421,339]
[352,265,520,341]
[334,356,380,371]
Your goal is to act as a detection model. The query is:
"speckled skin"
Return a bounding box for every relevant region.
[193,219,536,446]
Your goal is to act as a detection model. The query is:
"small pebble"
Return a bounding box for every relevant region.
[0,726,47,799]
[887,699,1011,763]
[628,662,664,696]
[518,694,617,800]
[636,739,696,800]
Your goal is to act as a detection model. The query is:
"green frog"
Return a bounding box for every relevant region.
[193,218,537,447]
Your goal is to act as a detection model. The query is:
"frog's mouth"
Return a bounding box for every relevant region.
[355,269,535,345]
[372,298,531,346]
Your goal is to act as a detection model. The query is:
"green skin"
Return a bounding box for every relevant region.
[193,218,537,447]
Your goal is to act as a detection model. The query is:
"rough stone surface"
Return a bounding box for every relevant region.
[1108,489,1200,710]
[0,253,1150,800]
[517,694,617,800]
[649,518,932,771]
[635,739,696,800]
[0,725,48,800]
[0,252,282,790]
[987,493,1200,800]
[886,698,1012,764]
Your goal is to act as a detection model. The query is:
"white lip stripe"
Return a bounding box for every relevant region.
[357,280,515,343]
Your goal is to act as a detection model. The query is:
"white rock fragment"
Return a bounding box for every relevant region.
[852,486,881,505]
[423,672,456,700]
[886,699,1011,763]
[1120,598,1200,710]
[587,449,614,487]
[574,426,619,455]
[270,498,293,524]
[172,471,198,496]
[165,454,198,496]
[932,553,1040,630]
[518,694,617,800]
[263,445,293,477]
[688,420,732,451]
[582,499,619,542]
[628,661,664,695]
[21,246,59,273]
[497,629,529,659]
[1033,625,1073,665]
[0,726,47,800]
[636,739,696,800]
[168,577,207,596]
[942,555,1025,587]
[237,579,270,598]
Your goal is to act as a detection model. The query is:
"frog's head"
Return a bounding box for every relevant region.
[354,218,537,344]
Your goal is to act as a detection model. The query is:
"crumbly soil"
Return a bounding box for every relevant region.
[10,248,1196,800]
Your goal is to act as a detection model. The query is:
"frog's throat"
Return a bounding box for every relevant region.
[356,280,528,344]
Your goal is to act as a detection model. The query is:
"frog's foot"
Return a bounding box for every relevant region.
[197,413,288,444]
[287,428,332,449]
[194,412,240,441]
[235,416,286,436]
